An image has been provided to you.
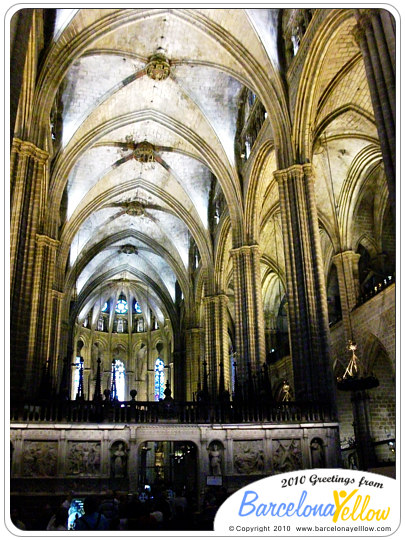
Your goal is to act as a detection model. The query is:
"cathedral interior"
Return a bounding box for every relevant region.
[9,7,396,530]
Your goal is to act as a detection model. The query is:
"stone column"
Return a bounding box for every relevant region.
[185,328,201,400]
[10,138,49,401]
[26,234,59,398]
[351,390,377,469]
[49,290,64,391]
[353,9,396,215]
[332,250,361,339]
[203,294,229,397]
[274,164,336,406]
[230,245,266,392]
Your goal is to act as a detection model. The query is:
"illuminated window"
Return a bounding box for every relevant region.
[113,360,126,401]
[101,302,108,312]
[154,358,165,401]
[115,299,128,314]
[134,300,142,314]
[72,357,81,398]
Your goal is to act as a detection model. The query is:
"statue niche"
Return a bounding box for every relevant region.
[110,441,128,478]
[208,441,224,476]
[310,437,325,468]
[136,344,148,381]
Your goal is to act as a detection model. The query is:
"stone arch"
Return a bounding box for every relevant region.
[244,140,275,245]
[363,334,395,462]
[293,8,360,162]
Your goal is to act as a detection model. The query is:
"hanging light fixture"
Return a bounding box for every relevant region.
[322,133,378,392]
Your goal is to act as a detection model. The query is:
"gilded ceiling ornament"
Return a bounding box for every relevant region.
[119,244,139,255]
[133,141,155,163]
[146,53,171,81]
[123,200,146,217]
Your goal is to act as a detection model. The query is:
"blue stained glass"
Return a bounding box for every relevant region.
[101,302,108,312]
[154,358,165,401]
[134,301,142,314]
[115,299,128,314]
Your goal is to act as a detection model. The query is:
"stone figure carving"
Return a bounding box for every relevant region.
[208,443,223,476]
[111,442,128,478]
[22,441,57,477]
[273,439,302,473]
[310,438,325,468]
[67,442,101,476]
[234,441,264,474]
[136,344,148,381]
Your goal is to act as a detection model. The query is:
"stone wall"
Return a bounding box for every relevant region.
[11,421,340,504]
[330,285,396,461]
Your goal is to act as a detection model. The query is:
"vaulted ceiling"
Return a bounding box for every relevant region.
[44,8,286,328]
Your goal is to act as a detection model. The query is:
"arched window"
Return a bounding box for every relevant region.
[101,301,109,312]
[134,300,142,313]
[116,293,128,314]
[72,356,82,398]
[97,316,104,331]
[154,358,165,401]
[113,359,126,401]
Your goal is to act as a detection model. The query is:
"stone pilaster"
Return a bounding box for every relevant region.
[49,290,65,390]
[185,328,201,400]
[275,164,336,406]
[230,245,266,390]
[332,250,361,339]
[353,9,396,215]
[26,234,59,398]
[10,138,49,402]
[203,294,229,397]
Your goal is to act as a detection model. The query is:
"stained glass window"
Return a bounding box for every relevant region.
[115,299,128,314]
[134,300,142,313]
[72,357,81,398]
[101,301,108,312]
[154,358,165,401]
[113,359,126,401]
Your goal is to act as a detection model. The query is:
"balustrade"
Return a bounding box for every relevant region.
[11,397,337,425]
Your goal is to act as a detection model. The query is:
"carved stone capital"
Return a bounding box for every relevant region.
[12,138,49,164]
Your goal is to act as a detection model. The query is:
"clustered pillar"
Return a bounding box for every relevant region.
[10,138,50,401]
[332,250,361,339]
[230,245,266,396]
[203,294,229,397]
[274,163,336,407]
[353,8,396,215]
[185,327,201,400]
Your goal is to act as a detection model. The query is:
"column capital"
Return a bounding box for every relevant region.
[186,327,201,335]
[203,293,229,306]
[12,138,49,164]
[273,163,314,184]
[35,234,60,249]
[230,244,261,257]
[332,250,361,266]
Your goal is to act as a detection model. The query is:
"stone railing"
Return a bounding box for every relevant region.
[11,398,337,425]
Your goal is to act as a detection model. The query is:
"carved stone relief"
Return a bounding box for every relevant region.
[67,441,101,476]
[273,439,303,473]
[22,441,57,477]
[233,440,264,474]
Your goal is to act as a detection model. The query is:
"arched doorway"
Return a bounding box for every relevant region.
[138,441,198,495]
